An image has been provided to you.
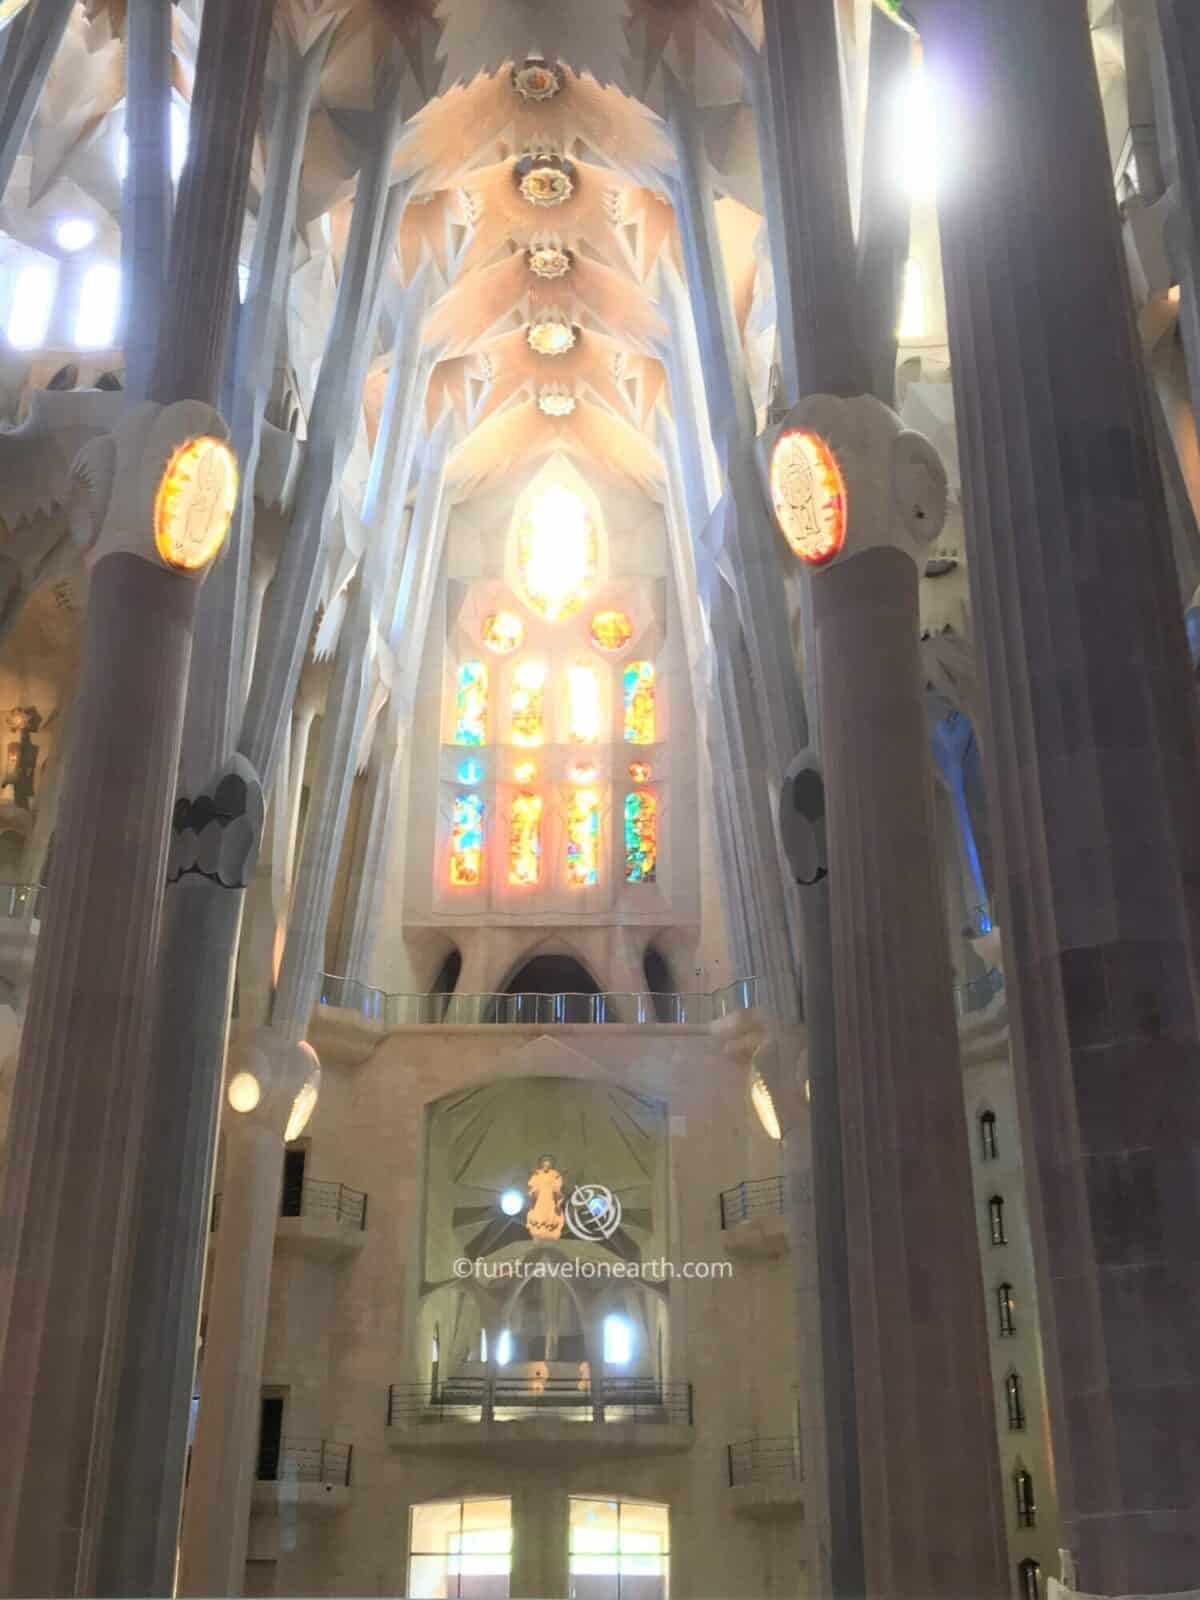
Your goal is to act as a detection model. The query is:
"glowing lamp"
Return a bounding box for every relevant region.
[227,1071,261,1113]
[500,1188,525,1216]
[154,436,238,572]
[483,611,525,654]
[769,428,847,567]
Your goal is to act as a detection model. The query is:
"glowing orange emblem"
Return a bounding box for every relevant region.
[154,436,238,572]
[769,429,847,566]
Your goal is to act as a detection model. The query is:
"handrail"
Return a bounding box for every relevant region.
[719,1176,785,1229]
[388,1377,693,1426]
[320,973,760,1027]
[282,1177,367,1229]
[258,1435,352,1487]
[727,1435,803,1487]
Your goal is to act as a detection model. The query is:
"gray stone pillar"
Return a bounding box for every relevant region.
[920,0,1200,1587]
[120,0,173,404]
[1158,2,1200,441]
[0,0,74,202]
[789,393,1007,1600]
[0,2,274,1589]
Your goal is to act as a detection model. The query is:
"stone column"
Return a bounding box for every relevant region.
[1158,2,1200,439]
[779,391,1008,1600]
[0,0,74,201]
[919,0,1200,1587]
[177,1031,318,1599]
[0,2,273,1590]
[120,0,173,404]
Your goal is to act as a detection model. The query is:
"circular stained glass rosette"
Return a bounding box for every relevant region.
[590,609,634,652]
[769,428,848,566]
[628,761,651,784]
[483,611,525,653]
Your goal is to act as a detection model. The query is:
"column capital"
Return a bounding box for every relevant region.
[69,400,238,576]
[762,392,946,575]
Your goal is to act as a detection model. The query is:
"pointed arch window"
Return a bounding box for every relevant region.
[510,661,546,746]
[566,662,602,743]
[566,788,600,887]
[979,1109,998,1161]
[623,660,656,744]
[1005,1371,1025,1432]
[988,1194,1007,1246]
[509,792,543,887]
[1014,1468,1036,1528]
[997,1282,1015,1337]
[455,661,488,746]
[449,794,484,887]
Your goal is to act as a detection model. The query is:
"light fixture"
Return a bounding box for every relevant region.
[769,428,848,566]
[154,436,239,572]
[500,1188,524,1216]
[538,382,576,416]
[527,310,576,357]
[227,1071,261,1113]
[54,217,97,253]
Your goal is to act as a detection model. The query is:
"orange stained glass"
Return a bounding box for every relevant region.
[510,660,546,746]
[590,609,634,652]
[509,791,543,886]
[769,428,848,566]
[449,793,484,887]
[483,611,525,654]
[628,761,651,783]
[623,660,656,744]
[567,663,602,743]
[566,788,600,887]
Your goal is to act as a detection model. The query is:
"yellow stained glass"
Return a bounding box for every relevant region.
[450,793,484,887]
[455,661,488,745]
[483,611,525,654]
[516,485,597,621]
[628,761,651,783]
[623,661,655,744]
[624,791,657,883]
[510,660,546,746]
[509,792,543,886]
[514,760,538,783]
[566,788,600,887]
[567,663,602,743]
[590,610,634,652]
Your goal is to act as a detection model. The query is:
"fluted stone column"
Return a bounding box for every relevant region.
[120,0,173,404]
[919,0,1200,1588]
[0,5,273,1592]
[780,391,1007,1600]
[178,1032,318,1599]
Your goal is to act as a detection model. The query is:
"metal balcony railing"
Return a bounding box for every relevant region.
[719,1176,785,1230]
[257,1436,352,1487]
[727,1436,803,1488]
[387,1377,693,1426]
[281,1178,367,1230]
[320,973,760,1028]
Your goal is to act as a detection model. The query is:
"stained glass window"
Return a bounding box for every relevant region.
[483,611,525,654]
[449,793,484,886]
[516,485,598,621]
[455,661,488,746]
[566,788,600,887]
[628,760,651,784]
[510,661,546,746]
[457,758,483,785]
[567,663,602,743]
[623,661,655,744]
[624,791,657,883]
[590,610,633,652]
[509,792,543,887]
[514,760,538,783]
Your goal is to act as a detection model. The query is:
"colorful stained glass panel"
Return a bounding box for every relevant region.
[567,663,602,743]
[510,660,546,746]
[590,609,634,652]
[623,660,655,744]
[455,661,488,746]
[566,788,600,887]
[509,792,543,886]
[624,791,657,883]
[450,793,484,886]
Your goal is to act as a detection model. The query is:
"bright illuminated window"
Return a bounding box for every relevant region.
[591,609,633,652]
[483,611,524,654]
[623,661,656,744]
[569,1499,669,1600]
[510,660,546,746]
[624,791,657,884]
[480,1328,489,1361]
[751,1069,782,1141]
[74,262,120,348]
[603,1314,634,1365]
[567,663,602,743]
[516,484,598,621]
[514,760,537,783]
[409,1498,513,1600]
[455,661,488,746]
[449,793,484,887]
[566,788,600,887]
[897,257,926,339]
[55,217,96,253]
[902,57,937,199]
[6,262,55,349]
[495,1329,513,1367]
[509,792,543,887]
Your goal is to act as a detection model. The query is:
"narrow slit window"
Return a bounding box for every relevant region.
[624,790,657,883]
[997,1282,1015,1337]
[988,1195,1007,1247]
